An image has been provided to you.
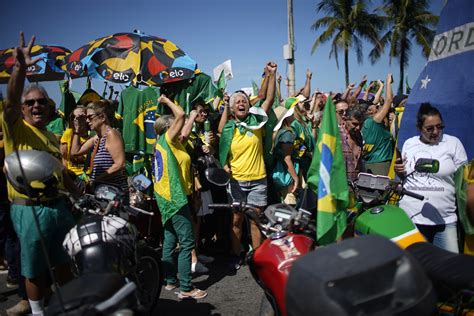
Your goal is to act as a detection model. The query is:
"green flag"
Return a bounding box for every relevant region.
[307,97,349,245]
[58,80,80,119]
[153,134,188,224]
[118,86,159,155]
[252,80,259,96]
[215,69,226,99]
[161,72,217,114]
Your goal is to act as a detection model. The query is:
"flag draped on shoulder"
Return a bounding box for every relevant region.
[219,107,268,166]
[153,134,188,224]
[307,97,349,245]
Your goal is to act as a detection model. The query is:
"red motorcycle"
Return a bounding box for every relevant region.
[208,201,316,316]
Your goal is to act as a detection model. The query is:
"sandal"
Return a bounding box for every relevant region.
[164,284,177,291]
[177,288,208,300]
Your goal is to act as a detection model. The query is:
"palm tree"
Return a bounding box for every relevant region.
[369,0,438,94]
[311,0,384,86]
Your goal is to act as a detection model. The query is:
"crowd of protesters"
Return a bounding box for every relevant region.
[0,33,472,315]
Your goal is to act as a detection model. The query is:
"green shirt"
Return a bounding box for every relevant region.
[46,116,64,137]
[291,118,315,178]
[361,117,394,163]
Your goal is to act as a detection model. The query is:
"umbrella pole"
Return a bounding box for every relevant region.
[102,81,109,98]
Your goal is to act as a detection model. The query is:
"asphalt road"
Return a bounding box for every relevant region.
[0,254,264,316]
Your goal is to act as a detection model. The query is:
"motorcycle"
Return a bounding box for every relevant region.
[46,175,162,316]
[208,197,315,316]
[285,159,474,315]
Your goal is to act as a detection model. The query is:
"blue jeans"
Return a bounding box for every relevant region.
[416,222,459,253]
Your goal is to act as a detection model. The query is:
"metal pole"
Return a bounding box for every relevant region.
[287,0,296,97]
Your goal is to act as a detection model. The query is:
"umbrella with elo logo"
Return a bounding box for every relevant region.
[0,45,71,84]
[62,31,197,86]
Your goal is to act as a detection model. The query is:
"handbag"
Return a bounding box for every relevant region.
[272,160,299,190]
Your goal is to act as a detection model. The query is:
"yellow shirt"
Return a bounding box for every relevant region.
[229,128,266,181]
[166,133,192,195]
[2,114,63,200]
[60,128,88,176]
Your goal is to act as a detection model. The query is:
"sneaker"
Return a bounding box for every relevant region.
[197,254,214,264]
[228,255,241,271]
[177,288,207,300]
[191,261,209,274]
[6,300,31,316]
[6,276,18,289]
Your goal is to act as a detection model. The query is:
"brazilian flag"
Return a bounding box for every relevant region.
[307,97,349,245]
[153,134,188,224]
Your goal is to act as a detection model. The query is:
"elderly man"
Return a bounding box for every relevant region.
[3,32,76,316]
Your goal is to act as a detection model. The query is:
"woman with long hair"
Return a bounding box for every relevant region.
[70,100,127,192]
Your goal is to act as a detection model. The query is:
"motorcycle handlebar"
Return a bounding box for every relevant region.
[208,203,234,209]
[401,189,424,201]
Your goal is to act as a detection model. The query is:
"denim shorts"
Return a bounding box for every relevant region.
[229,178,267,207]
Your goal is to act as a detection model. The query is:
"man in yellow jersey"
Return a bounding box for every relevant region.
[3,33,76,315]
[219,62,277,269]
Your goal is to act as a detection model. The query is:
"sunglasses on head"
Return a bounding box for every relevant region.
[24,98,48,106]
[424,124,445,133]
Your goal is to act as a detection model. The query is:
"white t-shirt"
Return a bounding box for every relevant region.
[399,134,467,225]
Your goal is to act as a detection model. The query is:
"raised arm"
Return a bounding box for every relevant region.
[373,74,393,124]
[260,62,277,114]
[352,75,367,101]
[341,83,355,101]
[159,94,185,141]
[276,73,283,104]
[299,69,312,99]
[373,80,384,105]
[181,110,198,141]
[5,33,42,126]
[363,81,375,101]
[218,101,230,134]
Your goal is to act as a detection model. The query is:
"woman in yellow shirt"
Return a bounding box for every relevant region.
[218,62,277,269]
[60,106,89,192]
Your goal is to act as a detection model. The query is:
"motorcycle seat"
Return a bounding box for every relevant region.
[46,273,131,315]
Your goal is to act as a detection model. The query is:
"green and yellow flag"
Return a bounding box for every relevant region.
[153,134,188,224]
[307,97,349,245]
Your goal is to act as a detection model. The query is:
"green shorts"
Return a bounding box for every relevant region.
[11,199,75,279]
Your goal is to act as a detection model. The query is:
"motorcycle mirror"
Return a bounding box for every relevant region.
[205,168,230,186]
[414,158,439,173]
[131,174,152,191]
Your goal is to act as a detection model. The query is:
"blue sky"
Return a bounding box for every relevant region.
[1,0,444,103]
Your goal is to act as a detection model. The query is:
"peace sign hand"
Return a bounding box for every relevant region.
[13,32,42,69]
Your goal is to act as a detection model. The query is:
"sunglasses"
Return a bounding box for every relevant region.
[24,98,48,106]
[86,114,100,120]
[423,124,445,133]
[337,109,347,116]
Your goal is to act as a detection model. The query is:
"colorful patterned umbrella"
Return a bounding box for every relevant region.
[62,32,197,86]
[0,45,71,84]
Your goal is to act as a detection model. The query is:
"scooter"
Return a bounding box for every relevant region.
[46,175,162,315]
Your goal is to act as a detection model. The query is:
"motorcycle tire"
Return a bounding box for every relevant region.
[135,246,163,314]
[259,294,275,316]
